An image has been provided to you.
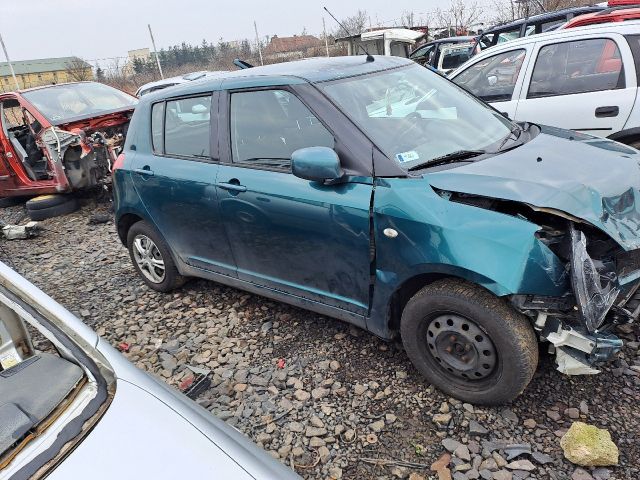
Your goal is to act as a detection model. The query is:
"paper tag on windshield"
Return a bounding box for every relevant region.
[396,151,419,163]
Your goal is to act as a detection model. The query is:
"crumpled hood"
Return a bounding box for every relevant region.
[426,126,640,251]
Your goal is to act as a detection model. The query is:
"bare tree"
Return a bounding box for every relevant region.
[434,0,484,36]
[490,0,594,24]
[65,58,93,82]
[329,9,369,37]
[398,10,416,28]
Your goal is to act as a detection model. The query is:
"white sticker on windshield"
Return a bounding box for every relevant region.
[396,151,419,163]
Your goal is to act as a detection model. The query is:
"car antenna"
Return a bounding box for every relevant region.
[323,6,374,62]
[233,59,254,69]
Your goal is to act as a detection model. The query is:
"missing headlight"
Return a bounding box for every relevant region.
[570,224,619,333]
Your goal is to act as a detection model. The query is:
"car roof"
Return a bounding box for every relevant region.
[465,18,640,55]
[480,5,605,33]
[564,6,640,27]
[429,36,476,44]
[140,55,413,101]
[450,19,640,77]
[13,80,97,94]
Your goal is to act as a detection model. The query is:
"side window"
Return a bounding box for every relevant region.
[230,90,334,170]
[528,39,624,99]
[164,95,211,158]
[150,102,164,154]
[453,49,526,102]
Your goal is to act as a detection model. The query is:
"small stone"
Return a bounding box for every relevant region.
[505,460,535,471]
[233,383,248,392]
[287,421,304,433]
[310,416,324,428]
[454,463,471,472]
[579,400,589,415]
[409,474,425,480]
[305,426,327,437]
[479,458,497,471]
[292,446,304,457]
[592,468,611,480]
[434,413,452,424]
[523,419,536,429]
[343,429,355,442]
[466,469,480,480]
[311,387,330,399]
[390,466,408,478]
[571,467,594,480]
[309,436,326,447]
[370,419,385,432]
[565,408,580,419]
[531,452,553,465]
[328,466,343,479]
[454,444,471,462]
[440,401,451,413]
[354,383,367,395]
[329,360,340,371]
[469,420,489,436]
[431,452,452,471]
[294,389,310,402]
[546,409,561,422]
[492,471,512,480]
[493,452,507,468]
[560,422,619,467]
[443,438,462,453]
[318,445,331,463]
[501,409,518,423]
[479,470,492,480]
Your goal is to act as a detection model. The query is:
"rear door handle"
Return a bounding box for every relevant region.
[216,182,247,193]
[134,167,154,176]
[595,106,619,118]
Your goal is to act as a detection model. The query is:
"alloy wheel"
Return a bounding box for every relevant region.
[132,234,165,284]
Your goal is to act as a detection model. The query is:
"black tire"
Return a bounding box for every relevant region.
[26,194,69,211]
[126,220,184,293]
[27,197,79,221]
[400,278,538,405]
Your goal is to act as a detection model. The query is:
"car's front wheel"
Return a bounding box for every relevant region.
[401,278,538,405]
[127,221,184,292]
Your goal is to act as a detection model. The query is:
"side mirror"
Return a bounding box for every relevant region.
[291,147,342,182]
[191,104,208,114]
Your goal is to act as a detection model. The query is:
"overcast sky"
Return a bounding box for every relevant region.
[0,0,455,64]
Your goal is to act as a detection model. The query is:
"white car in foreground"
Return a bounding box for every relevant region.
[449,20,640,146]
[0,262,299,480]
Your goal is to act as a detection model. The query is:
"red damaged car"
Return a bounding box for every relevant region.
[0,82,136,219]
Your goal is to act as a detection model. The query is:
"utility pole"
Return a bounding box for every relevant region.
[148,23,164,79]
[323,17,329,57]
[254,21,264,66]
[0,32,20,90]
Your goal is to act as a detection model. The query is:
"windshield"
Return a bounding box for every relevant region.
[23,82,136,123]
[320,64,512,169]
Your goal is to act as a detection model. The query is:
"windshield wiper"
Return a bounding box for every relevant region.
[495,124,522,152]
[408,150,485,170]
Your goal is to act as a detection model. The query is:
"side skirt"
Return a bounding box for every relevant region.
[180,263,369,331]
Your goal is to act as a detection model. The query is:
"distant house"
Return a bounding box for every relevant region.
[0,56,93,92]
[264,35,324,60]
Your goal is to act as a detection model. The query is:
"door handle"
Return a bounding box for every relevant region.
[134,166,154,177]
[216,181,247,193]
[595,106,619,118]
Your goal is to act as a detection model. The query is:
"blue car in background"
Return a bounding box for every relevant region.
[113,56,640,404]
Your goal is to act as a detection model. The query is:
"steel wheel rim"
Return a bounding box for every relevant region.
[426,314,497,380]
[132,234,165,284]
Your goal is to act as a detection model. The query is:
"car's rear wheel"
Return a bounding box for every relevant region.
[127,221,184,292]
[400,278,538,405]
[26,195,79,221]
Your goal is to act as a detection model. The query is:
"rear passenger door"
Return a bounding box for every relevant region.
[130,92,237,277]
[514,35,637,136]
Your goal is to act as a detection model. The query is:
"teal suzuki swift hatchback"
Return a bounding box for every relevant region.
[114,56,640,404]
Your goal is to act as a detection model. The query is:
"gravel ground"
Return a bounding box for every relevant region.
[0,197,638,480]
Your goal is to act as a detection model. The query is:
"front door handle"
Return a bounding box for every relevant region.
[595,106,619,118]
[134,166,154,176]
[216,181,247,193]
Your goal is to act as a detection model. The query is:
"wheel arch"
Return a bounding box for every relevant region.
[607,127,640,146]
[116,212,144,245]
[373,264,511,339]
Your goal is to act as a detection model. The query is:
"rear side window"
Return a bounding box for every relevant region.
[230,90,334,170]
[150,102,164,154]
[528,38,624,98]
[164,95,212,157]
[453,49,526,102]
